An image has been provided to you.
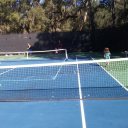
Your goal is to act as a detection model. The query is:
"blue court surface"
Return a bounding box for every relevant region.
[0,100,128,128]
[0,57,128,128]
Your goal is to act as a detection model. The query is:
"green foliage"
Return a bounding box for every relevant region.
[7,13,19,22]
[0,0,128,33]
[94,8,112,28]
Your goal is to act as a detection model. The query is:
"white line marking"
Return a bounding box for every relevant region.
[0,68,15,76]
[53,59,66,80]
[0,59,66,82]
[76,57,86,128]
[1,79,52,82]
[53,64,63,80]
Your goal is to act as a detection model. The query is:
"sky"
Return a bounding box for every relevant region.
[40,0,43,4]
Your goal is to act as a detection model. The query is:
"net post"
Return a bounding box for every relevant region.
[125,51,128,57]
[65,49,68,61]
[27,52,28,61]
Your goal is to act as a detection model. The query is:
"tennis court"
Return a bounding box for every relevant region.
[0,52,128,128]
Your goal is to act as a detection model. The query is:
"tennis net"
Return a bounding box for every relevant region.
[0,58,128,101]
[0,49,68,61]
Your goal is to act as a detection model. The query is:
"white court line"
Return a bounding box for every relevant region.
[0,59,66,82]
[76,57,86,128]
[1,79,52,82]
[0,68,15,76]
[91,57,128,92]
[0,73,53,82]
[53,59,66,80]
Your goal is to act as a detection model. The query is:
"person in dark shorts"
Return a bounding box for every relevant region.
[27,43,32,56]
[58,40,62,49]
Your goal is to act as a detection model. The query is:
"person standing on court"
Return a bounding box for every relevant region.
[27,43,32,56]
[58,40,62,49]
[55,48,58,54]
[104,47,111,66]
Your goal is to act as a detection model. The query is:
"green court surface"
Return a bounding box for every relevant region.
[98,61,128,89]
[0,53,65,60]
[0,52,126,60]
[68,52,126,60]
[0,54,27,60]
